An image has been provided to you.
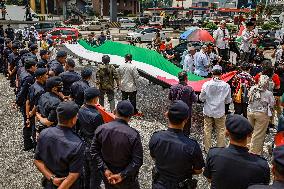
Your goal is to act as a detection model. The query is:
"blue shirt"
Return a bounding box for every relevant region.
[70,80,90,106]
[48,59,64,76]
[16,69,34,107]
[28,81,45,108]
[194,50,209,77]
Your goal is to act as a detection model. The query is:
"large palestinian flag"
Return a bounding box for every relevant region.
[64,40,236,92]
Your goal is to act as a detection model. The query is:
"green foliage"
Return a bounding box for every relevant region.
[203,22,218,30]
[226,24,237,33]
[261,21,280,30]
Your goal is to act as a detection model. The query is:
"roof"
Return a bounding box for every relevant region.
[218,8,251,13]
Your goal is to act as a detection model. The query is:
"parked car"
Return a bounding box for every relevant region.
[120,20,136,30]
[45,28,79,41]
[78,21,106,31]
[126,27,166,43]
[172,41,202,62]
[64,18,83,25]
[34,22,55,34]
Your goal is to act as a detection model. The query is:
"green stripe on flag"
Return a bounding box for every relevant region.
[78,40,205,81]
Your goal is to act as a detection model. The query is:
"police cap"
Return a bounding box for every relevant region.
[40,49,49,56]
[29,44,38,51]
[46,76,63,90]
[12,42,20,49]
[56,101,79,121]
[168,100,189,121]
[24,58,37,67]
[226,114,253,138]
[34,68,48,78]
[273,146,284,167]
[84,87,100,101]
[81,68,92,79]
[56,50,67,58]
[66,58,75,67]
[116,100,134,117]
[102,55,110,63]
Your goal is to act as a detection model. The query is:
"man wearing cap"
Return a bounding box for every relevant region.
[34,101,85,189]
[8,42,20,88]
[5,24,14,40]
[194,45,210,77]
[118,54,141,116]
[37,50,50,68]
[240,21,255,62]
[3,39,12,76]
[27,68,48,148]
[70,68,92,106]
[28,44,39,62]
[77,87,104,189]
[150,100,204,189]
[16,59,37,151]
[59,58,81,96]
[96,55,120,112]
[36,76,63,134]
[200,65,232,152]
[90,100,143,189]
[213,20,230,61]
[48,50,67,76]
[169,71,197,136]
[248,146,284,189]
[183,46,196,73]
[204,114,270,189]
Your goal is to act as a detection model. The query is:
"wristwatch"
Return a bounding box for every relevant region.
[50,175,56,184]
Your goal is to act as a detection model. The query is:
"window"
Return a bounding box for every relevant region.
[50,30,61,36]
[62,30,75,35]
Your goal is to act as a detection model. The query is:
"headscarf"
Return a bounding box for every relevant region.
[249,75,269,102]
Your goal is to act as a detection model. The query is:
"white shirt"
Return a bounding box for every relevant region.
[275,28,284,43]
[240,29,253,53]
[276,48,283,63]
[183,54,195,73]
[117,62,140,92]
[194,50,210,77]
[199,78,232,118]
[213,27,230,49]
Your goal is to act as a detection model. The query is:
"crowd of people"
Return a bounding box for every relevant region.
[0,20,284,189]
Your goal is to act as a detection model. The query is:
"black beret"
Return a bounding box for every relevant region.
[56,101,79,120]
[34,68,48,77]
[40,49,49,56]
[273,146,284,167]
[56,50,67,57]
[168,100,189,120]
[84,87,100,101]
[81,68,92,78]
[226,114,253,138]
[46,76,62,90]
[116,100,134,117]
[29,44,38,51]
[66,58,75,67]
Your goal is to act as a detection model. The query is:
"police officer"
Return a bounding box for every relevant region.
[70,68,92,106]
[248,146,284,189]
[59,58,81,96]
[0,25,4,37]
[34,101,84,189]
[8,42,20,88]
[5,24,15,40]
[3,38,12,75]
[77,87,104,189]
[90,100,143,189]
[37,50,50,68]
[48,50,67,76]
[149,100,204,189]
[0,37,5,73]
[28,44,39,62]
[16,59,37,151]
[36,76,63,134]
[27,68,48,147]
[96,55,120,112]
[203,114,270,189]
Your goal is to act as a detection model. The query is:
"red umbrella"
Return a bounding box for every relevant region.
[187,29,215,42]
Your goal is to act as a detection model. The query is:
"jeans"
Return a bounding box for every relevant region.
[121,91,138,114]
[99,89,115,112]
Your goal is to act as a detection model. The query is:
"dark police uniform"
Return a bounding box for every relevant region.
[204,115,270,189]
[150,129,204,189]
[35,102,85,189]
[248,146,284,189]
[5,26,15,40]
[0,37,5,73]
[3,45,12,75]
[37,58,48,68]
[70,80,90,106]
[48,59,64,76]
[90,101,143,189]
[59,70,81,96]
[16,61,36,150]
[77,88,104,189]
[8,51,20,87]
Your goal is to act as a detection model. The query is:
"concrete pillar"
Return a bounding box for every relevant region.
[30,0,36,11]
[110,0,117,22]
[62,0,67,20]
[40,0,46,14]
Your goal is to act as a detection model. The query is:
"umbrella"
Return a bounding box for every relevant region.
[187,28,215,42]
[180,27,199,40]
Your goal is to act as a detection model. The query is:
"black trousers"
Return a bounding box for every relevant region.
[121,91,138,114]
[218,48,229,61]
[20,105,33,149]
[104,177,140,189]
[83,150,102,189]
[234,102,248,118]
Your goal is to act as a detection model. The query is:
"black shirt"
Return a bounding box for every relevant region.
[35,125,84,189]
[204,144,270,189]
[70,80,90,106]
[248,181,284,189]
[59,70,81,96]
[90,119,143,178]
[16,69,34,107]
[48,59,64,76]
[28,81,45,108]
[149,128,204,182]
